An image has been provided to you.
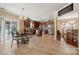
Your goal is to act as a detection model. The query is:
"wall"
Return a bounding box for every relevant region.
[0,10,18,20]
[74,3,79,12]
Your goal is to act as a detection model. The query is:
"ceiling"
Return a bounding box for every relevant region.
[0,3,68,21]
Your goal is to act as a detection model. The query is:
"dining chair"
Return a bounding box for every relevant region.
[11,31,20,48]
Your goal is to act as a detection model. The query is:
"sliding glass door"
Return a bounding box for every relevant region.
[4,21,17,40]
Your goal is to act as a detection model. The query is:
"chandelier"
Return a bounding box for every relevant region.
[18,8,27,20]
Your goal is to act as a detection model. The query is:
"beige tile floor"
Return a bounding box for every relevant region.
[0,35,79,55]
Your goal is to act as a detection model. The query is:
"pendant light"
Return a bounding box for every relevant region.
[19,8,27,20]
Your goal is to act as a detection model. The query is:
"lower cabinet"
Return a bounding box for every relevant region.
[65,29,78,47]
[66,39,78,47]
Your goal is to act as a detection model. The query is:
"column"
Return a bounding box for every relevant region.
[54,12,58,40]
[1,17,5,41]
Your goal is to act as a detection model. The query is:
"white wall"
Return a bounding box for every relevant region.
[74,3,79,12]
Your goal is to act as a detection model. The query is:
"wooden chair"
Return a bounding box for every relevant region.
[11,31,20,48]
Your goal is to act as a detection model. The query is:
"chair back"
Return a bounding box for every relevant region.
[11,31,18,37]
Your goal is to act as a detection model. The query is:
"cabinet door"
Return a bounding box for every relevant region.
[66,31,78,47]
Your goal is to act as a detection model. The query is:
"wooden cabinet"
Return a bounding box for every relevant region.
[66,29,78,47]
[20,17,30,33]
[33,21,41,28]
